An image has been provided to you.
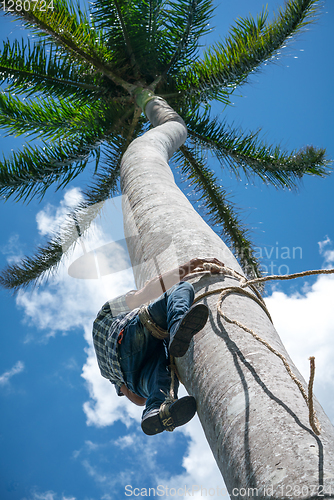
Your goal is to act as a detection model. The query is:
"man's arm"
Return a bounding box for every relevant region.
[125,257,224,309]
[120,384,147,406]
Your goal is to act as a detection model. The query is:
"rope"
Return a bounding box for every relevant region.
[187,262,334,436]
[138,305,168,339]
[239,267,334,288]
[169,356,182,391]
[308,357,317,433]
[216,292,321,435]
[159,402,176,432]
[195,286,273,323]
[159,360,179,432]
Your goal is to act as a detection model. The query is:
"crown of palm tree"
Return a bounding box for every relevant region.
[0,0,330,291]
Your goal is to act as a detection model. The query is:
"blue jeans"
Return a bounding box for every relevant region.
[118,281,195,416]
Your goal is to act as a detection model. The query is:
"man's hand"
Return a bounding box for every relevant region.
[120,384,147,406]
[179,257,224,279]
[126,257,225,309]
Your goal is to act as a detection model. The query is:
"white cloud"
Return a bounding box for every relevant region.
[24,491,56,500]
[11,193,334,498]
[33,493,57,500]
[0,360,25,386]
[16,265,109,340]
[181,417,226,491]
[114,433,136,449]
[82,459,109,484]
[265,276,334,424]
[318,234,334,267]
[81,456,139,493]
[0,233,25,264]
[36,187,83,237]
[16,192,135,341]
[264,236,334,425]
[14,190,143,428]
[24,491,76,500]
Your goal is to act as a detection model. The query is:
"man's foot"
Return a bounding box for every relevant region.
[141,396,197,436]
[169,303,209,357]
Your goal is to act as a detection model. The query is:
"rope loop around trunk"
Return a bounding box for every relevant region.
[185,262,334,436]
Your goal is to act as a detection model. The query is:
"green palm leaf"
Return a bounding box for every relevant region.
[5,0,134,93]
[177,144,261,278]
[92,0,214,84]
[92,0,145,78]
[0,145,123,291]
[0,97,138,202]
[184,109,330,189]
[158,0,214,75]
[0,134,101,202]
[7,0,106,56]
[0,38,109,102]
[174,0,319,104]
[0,92,129,141]
[0,109,145,290]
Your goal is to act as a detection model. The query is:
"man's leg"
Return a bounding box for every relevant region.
[118,315,160,397]
[118,315,196,436]
[136,282,201,435]
[139,341,178,416]
[139,346,196,436]
[147,281,209,357]
[147,281,194,333]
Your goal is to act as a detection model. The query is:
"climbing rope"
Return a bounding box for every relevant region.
[158,359,179,432]
[181,262,334,436]
[138,304,168,339]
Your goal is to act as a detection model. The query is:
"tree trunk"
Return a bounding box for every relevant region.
[120,97,334,499]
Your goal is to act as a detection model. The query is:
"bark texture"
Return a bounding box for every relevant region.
[120,97,334,499]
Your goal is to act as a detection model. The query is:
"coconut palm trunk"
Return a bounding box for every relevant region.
[120,96,334,498]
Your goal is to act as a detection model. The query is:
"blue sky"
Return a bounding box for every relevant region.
[0,1,334,499]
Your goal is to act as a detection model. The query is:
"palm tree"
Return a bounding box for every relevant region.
[0,0,330,289]
[122,94,334,497]
[1,0,334,495]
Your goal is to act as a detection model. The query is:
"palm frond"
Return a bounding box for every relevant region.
[0,97,140,203]
[174,0,320,103]
[0,38,109,102]
[91,0,143,79]
[92,0,168,78]
[0,92,129,141]
[91,0,170,81]
[0,134,102,202]
[159,0,214,76]
[177,144,261,278]
[92,0,214,85]
[184,109,331,189]
[5,0,134,93]
[0,115,145,291]
[0,148,122,291]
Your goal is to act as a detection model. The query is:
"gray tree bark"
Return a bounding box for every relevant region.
[120,96,334,499]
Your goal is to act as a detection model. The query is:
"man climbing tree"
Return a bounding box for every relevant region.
[93,257,223,435]
[1,0,334,496]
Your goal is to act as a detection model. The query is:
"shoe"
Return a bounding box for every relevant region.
[169,303,209,357]
[141,396,197,436]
